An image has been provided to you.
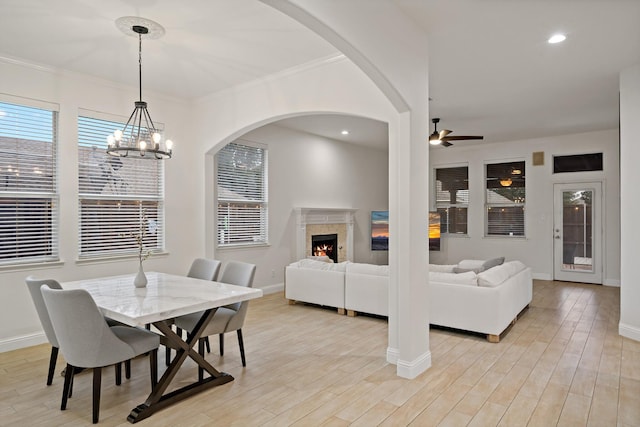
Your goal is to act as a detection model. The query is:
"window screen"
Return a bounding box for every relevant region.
[0,100,58,265]
[435,166,468,234]
[216,141,268,247]
[78,114,164,258]
[485,161,525,236]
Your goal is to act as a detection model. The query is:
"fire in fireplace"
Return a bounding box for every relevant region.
[311,233,338,263]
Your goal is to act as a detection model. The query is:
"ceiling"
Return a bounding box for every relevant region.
[1,0,638,149]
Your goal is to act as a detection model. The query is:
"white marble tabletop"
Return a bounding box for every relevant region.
[62,272,263,327]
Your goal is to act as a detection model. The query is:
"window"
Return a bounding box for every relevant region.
[435,166,468,234]
[0,99,58,265]
[216,141,267,247]
[78,114,164,259]
[485,161,525,236]
[553,153,603,173]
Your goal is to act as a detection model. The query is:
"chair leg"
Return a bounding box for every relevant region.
[61,363,74,410]
[198,338,205,382]
[165,344,171,366]
[237,329,246,367]
[47,346,58,386]
[92,367,102,424]
[219,333,224,356]
[149,349,158,390]
[115,363,122,386]
[124,359,131,379]
[205,336,211,353]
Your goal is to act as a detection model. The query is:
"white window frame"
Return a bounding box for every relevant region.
[485,159,526,237]
[77,110,165,260]
[0,95,59,267]
[215,140,268,248]
[434,164,469,235]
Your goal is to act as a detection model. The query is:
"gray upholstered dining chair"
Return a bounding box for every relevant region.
[25,276,134,386]
[25,277,63,386]
[174,261,256,375]
[41,286,159,424]
[165,258,222,365]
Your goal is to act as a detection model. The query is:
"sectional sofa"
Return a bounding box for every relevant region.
[284,257,532,342]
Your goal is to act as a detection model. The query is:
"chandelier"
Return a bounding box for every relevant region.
[107,17,173,159]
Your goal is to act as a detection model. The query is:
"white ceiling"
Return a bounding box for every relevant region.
[1,0,638,149]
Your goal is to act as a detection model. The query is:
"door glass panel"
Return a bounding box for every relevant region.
[562,190,593,272]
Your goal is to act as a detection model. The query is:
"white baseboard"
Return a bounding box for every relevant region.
[604,279,620,287]
[0,332,47,353]
[532,272,552,280]
[619,322,640,342]
[396,350,432,379]
[259,282,284,295]
[386,346,399,364]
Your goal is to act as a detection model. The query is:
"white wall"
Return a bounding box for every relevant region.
[620,63,640,341]
[429,129,620,285]
[213,123,389,290]
[0,58,200,351]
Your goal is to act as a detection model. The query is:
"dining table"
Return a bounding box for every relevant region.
[62,271,263,423]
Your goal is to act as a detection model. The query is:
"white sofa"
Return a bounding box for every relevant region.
[284,259,389,316]
[285,259,348,314]
[285,257,532,342]
[428,260,533,342]
[345,263,389,317]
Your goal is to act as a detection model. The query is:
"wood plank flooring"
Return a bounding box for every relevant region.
[1,280,638,426]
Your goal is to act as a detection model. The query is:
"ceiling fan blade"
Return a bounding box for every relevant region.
[441,140,453,147]
[439,129,452,139]
[441,135,484,141]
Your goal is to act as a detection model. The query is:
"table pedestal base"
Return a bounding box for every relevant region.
[127,309,232,423]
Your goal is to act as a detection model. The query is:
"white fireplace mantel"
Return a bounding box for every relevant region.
[294,207,357,261]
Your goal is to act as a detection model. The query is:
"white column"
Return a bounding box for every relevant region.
[619,64,640,342]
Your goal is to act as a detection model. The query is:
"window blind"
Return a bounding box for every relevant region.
[216,141,267,246]
[485,161,525,236]
[435,166,468,234]
[78,115,164,258]
[0,100,58,265]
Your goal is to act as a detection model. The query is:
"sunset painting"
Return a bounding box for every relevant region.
[371,210,389,251]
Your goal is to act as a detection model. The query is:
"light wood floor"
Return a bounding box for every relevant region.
[1,280,639,426]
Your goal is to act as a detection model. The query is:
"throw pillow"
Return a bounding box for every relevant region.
[482,257,505,271]
[457,259,485,270]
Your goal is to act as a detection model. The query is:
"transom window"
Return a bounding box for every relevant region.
[216,141,268,247]
[0,99,59,266]
[435,165,468,234]
[77,113,164,259]
[485,161,525,237]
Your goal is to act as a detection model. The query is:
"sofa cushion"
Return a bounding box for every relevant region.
[477,260,526,287]
[429,264,457,273]
[296,259,350,271]
[429,271,478,286]
[453,266,483,274]
[346,263,389,276]
[307,255,333,263]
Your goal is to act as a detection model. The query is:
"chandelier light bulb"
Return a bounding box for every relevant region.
[139,140,147,150]
[114,129,123,141]
[153,132,161,144]
[107,134,115,146]
[165,139,173,151]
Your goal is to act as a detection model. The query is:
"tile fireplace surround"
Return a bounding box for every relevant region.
[294,207,356,263]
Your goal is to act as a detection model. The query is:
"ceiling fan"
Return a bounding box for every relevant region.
[428,118,483,147]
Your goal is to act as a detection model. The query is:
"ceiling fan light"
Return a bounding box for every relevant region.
[429,139,442,145]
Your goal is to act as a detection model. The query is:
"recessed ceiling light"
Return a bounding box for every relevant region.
[341,130,349,135]
[548,33,566,44]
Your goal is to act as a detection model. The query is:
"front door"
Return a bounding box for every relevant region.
[553,182,602,284]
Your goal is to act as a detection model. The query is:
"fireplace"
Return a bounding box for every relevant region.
[311,233,338,263]
[295,207,356,262]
